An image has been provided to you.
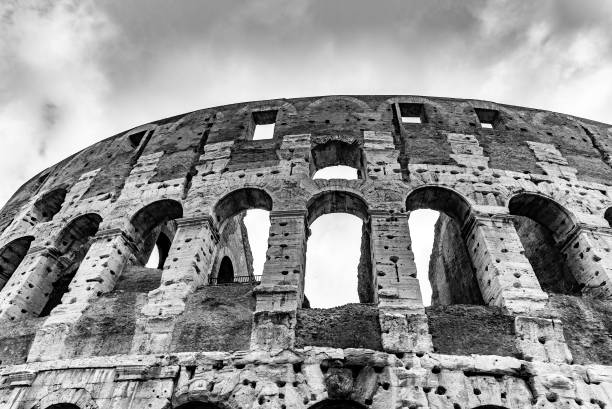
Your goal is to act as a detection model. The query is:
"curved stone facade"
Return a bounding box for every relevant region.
[0,95,611,409]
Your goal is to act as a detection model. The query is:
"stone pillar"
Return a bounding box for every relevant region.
[131,215,219,354]
[363,131,402,181]
[464,214,549,314]
[560,226,612,299]
[251,209,307,351]
[0,246,64,321]
[371,211,432,354]
[27,229,136,361]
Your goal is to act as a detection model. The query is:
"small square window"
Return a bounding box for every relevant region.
[474,108,499,129]
[251,110,278,140]
[398,103,425,124]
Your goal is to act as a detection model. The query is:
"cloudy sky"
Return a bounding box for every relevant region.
[2,0,612,306]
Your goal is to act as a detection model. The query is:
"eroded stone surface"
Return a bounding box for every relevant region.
[0,95,609,408]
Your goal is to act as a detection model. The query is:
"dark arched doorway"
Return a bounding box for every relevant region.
[217,256,235,284]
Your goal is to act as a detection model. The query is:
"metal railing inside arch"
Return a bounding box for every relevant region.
[208,275,262,285]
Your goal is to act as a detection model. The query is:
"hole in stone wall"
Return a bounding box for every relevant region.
[174,402,223,409]
[304,213,363,307]
[131,200,182,269]
[304,190,372,308]
[214,189,273,285]
[128,130,147,148]
[217,256,235,284]
[399,103,425,124]
[0,236,34,291]
[40,213,102,317]
[509,193,582,295]
[408,209,440,306]
[406,187,484,306]
[252,110,277,140]
[312,165,358,180]
[310,141,365,179]
[47,404,81,409]
[243,209,271,278]
[475,108,500,129]
[33,187,67,222]
[145,245,160,269]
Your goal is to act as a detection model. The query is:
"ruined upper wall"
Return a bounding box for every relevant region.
[2,95,611,230]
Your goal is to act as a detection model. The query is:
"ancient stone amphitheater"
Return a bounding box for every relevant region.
[0,95,610,409]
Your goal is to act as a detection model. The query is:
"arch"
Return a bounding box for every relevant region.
[174,401,224,409]
[214,188,272,225]
[509,192,581,295]
[217,256,235,284]
[472,406,510,409]
[33,187,67,222]
[310,140,365,179]
[406,186,483,305]
[508,192,577,243]
[41,213,102,316]
[306,190,369,226]
[34,388,98,409]
[304,96,372,114]
[55,213,103,255]
[131,199,183,239]
[405,186,473,226]
[0,235,34,290]
[309,400,368,409]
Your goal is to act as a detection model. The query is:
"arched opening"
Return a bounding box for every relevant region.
[309,399,368,409]
[406,187,484,306]
[144,231,172,269]
[46,404,81,409]
[304,190,373,307]
[0,236,34,291]
[217,256,235,284]
[131,199,183,269]
[509,193,581,295]
[40,213,102,317]
[604,207,612,227]
[174,402,222,409]
[310,141,365,180]
[33,187,66,222]
[214,188,273,283]
[473,406,510,409]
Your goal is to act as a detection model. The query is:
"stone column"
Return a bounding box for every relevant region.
[464,214,549,314]
[0,246,64,321]
[371,211,432,354]
[27,229,136,361]
[251,209,307,351]
[560,225,612,300]
[131,215,219,354]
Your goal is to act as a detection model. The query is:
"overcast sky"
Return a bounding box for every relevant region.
[2,0,612,306]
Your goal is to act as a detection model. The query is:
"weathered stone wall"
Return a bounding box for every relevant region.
[0,95,610,409]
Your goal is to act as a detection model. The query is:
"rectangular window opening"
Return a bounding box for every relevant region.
[398,103,425,124]
[252,110,278,140]
[474,108,499,129]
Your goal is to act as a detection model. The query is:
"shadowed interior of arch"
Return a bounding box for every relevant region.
[131,199,182,269]
[406,187,484,306]
[304,189,373,308]
[508,193,581,295]
[174,402,223,409]
[308,399,369,409]
[214,188,273,281]
[46,404,81,409]
[0,236,34,291]
[40,213,103,317]
[310,140,365,180]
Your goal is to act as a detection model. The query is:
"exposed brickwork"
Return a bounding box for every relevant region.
[0,95,610,409]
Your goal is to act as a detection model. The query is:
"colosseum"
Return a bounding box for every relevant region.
[0,95,610,409]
